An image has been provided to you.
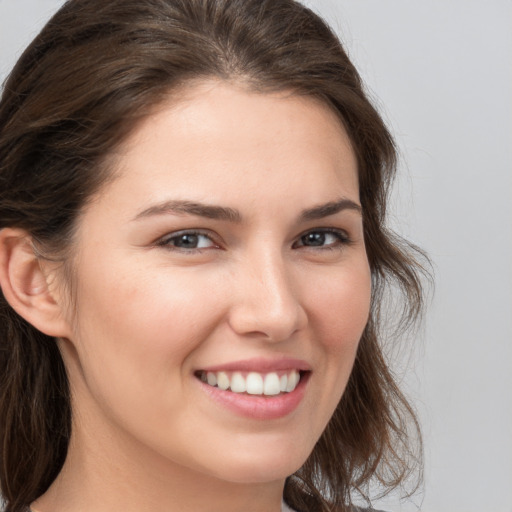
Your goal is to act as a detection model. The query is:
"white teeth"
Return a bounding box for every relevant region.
[263,373,281,395]
[206,372,217,386]
[246,372,264,395]
[279,374,288,392]
[217,371,230,390]
[285,370,300,392]
[201,369,302,396]
[230,372,246,393]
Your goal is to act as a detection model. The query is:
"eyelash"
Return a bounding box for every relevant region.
[156,228,352,253]
[156,230,218,252]
[293,228,351,250]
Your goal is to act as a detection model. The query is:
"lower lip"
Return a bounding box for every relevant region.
[197,373,310,420]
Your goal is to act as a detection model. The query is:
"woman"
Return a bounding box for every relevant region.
[0,1,428,511]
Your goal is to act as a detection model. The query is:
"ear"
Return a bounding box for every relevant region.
[0,228,72,338]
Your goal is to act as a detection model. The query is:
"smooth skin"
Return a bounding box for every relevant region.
[0,81,371,512]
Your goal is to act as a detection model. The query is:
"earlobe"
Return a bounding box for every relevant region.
[0,228,71,338]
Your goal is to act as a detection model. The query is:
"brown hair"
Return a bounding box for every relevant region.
[0,1,430,511]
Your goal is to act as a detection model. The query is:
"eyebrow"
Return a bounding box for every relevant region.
[133,200,242,222]
[133,197,362,223]
[300,198,362,221]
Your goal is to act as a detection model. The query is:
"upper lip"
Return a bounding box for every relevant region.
[198,357,311,373]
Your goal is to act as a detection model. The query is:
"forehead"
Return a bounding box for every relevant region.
[92,80,359,216]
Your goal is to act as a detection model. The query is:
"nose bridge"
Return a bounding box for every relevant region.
[229,245,307,341]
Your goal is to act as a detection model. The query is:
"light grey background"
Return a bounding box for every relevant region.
[1,1,511,511]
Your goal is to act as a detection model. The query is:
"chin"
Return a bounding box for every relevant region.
[202,442,310,484]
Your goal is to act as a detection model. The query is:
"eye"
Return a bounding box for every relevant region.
[157,230,218,251]
[293,229,350,249]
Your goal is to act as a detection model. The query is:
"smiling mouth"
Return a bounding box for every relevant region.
[195,369,305,396]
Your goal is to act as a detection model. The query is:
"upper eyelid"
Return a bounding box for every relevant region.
[297,227,349,236]
[295,227,350,239]
[156,229,219,246]
[293,228,350,245]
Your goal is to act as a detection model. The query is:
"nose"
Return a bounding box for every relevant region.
[227,250,308,342]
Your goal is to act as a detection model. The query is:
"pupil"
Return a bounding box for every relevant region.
[303,232,325,246]
[178,234,198,247]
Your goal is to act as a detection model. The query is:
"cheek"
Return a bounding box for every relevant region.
[294,259,371,443]
[77,260,223,343]
[68,264,227,402]
[305,261,372,355]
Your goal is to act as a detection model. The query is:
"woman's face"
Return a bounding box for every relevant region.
[58,81,371,484]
